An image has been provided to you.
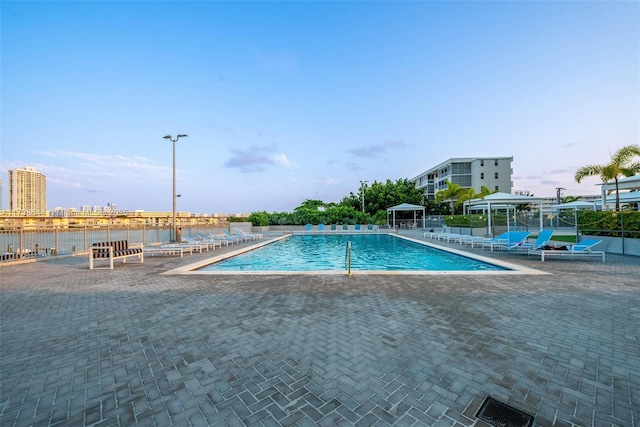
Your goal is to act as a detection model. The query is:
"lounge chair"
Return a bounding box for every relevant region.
[233,228,262,240]
[482,231,531,251]
[305,224,312,232]
[180,236,213,251]
[531,239,605,262]
[342,224,349,231]
[221,229,244,244]
[424,226,447,239]
[458,234,489,246]
[317,224,325,232]
[199,233,231,247]
[354,224,361,231]
[513,229,554,252]
[330,224,337,232]
[185,235,221,250]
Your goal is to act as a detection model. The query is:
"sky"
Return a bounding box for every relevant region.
[1,1,638,214]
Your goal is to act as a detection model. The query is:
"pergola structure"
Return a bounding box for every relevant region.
[467,192,543,236]
[386,203,425,229]
[597,175,640,210]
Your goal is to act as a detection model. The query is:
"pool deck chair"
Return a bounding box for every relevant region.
[424,226,447,239]
[512,229,554,252]
[233,228,262,240]
[342,224,349,231]
[221,229,244,244]
[531,239,605,263]
[483,231,531,251]
[317,224,325,232]
[305,224,312,233]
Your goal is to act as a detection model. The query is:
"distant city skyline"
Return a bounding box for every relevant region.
[2,1,638,213]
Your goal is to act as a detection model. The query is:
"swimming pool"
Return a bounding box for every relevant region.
[190,234,517,273]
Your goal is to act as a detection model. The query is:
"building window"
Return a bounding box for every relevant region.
[494,159,498,166]
[480,160,484,167]
[480,173,484,179]
[495,172,499,179]
[495,185,499,191]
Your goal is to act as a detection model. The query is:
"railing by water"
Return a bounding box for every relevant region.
[0,224,229,263]
[345,240,352,275]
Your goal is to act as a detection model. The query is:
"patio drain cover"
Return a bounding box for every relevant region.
[476,396,534,427]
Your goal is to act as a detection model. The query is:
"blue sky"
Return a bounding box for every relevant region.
[2,1,638,213]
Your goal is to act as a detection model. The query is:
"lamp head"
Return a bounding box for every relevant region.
[177,134,188,138]
[163,135,172,140]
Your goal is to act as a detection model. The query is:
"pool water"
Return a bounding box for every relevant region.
[198,234,506,272]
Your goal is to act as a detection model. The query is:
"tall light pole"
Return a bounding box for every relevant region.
[360,180,368,212]
[164,134,188,242]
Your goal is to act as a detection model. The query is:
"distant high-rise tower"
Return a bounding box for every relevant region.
[9,166,47,212]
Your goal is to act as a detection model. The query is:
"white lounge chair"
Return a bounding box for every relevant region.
[531,239,605,262]
[222,229,246,243]
[233,228,262,240]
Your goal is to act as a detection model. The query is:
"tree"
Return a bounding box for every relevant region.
[574,145,640,211]
[435,181,469,215]
[340,179,423,216]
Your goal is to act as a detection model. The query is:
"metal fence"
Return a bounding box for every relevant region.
[0,224,231,263]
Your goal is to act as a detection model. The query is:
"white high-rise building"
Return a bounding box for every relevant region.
[411,157,513,201]
[8,166,47,212]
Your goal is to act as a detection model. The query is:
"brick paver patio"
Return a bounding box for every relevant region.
[1,232,638,426]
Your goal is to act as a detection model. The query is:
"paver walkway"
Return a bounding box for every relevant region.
[1,233,639,426]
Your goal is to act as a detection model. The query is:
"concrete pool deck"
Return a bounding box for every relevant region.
[1,231,638,426]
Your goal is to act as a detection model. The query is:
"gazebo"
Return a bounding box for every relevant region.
[386,203,425,229]
[467,192,543,235]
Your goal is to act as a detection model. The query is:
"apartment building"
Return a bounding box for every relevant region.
[411,157,513,201]
[8,166,47,212]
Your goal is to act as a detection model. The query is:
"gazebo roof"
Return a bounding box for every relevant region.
[386,203,425,212]
[552,200,597,210]
[468,192,542,206]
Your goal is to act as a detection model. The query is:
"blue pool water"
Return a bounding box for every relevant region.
[198,234,506,272]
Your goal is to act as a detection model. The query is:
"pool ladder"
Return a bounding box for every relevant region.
[345,241,352,275]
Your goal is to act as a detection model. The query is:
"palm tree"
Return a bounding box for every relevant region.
[574,144,640,211]
[435,181,468,215]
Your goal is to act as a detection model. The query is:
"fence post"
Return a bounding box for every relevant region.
[19,228,23,260]
[621,212,625,255]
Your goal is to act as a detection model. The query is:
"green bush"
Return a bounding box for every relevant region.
[445,214,488,228]
[578,211,640,238]
[247,211,270,227]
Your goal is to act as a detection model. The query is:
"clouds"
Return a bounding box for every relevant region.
[347,140,408,159]
[224,145,291,173]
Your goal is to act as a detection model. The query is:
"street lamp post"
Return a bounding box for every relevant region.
[164,134,188,242]
[360,180,368,213]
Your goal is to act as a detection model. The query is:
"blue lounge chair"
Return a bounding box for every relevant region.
[305,224,312,232]
[483,231,531,251]
[317,224,325,232]
[514,229,554,252]
[532,239,605,263]
[354,224,361,231]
